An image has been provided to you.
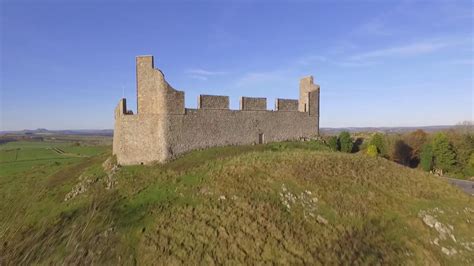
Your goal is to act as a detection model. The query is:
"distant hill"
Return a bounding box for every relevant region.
[0,129,114,137]
[320,125,456,135]
[0,125,457,137]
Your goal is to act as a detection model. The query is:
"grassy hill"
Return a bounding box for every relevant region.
[1,140,473,264]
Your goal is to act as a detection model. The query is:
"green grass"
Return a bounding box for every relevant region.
[1,140,473,265]
[0,140,108,177]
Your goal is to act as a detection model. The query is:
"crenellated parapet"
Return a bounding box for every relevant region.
[240,97,267,111]
[275,99,298,111]
[198,95,230,110]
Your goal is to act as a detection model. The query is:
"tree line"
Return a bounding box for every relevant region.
[325,122,474,179]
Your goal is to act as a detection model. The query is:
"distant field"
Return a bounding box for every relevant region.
[0,140,109,177]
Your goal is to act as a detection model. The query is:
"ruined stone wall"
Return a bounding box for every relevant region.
[113,55,320,165]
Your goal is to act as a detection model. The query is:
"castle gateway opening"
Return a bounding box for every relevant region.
[258,133,265,144]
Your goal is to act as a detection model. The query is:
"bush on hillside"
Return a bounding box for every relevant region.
[339,131,353,153]
[369,133,386,156]
[432,133,456,172]
[420,143,433,171]
[327,136,339,151]
[367,144,378,157]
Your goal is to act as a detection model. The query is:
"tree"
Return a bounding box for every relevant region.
[367,144,378,157]
[432,133,456,172]
[392,140,412,166]
[404,130,428,167]
[339,131,353,153]
[369,133,386,156]
[420,143,433,171]
[465,153,474,177]
[327,136,339,151]
[447,131,474,177]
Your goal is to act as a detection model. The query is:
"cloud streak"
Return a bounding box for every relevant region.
[349,41,451,61]
[185,68,228,80]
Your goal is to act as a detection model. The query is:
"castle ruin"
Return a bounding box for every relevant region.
[113,55,320,165]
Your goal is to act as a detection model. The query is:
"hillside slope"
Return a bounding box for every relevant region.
[1,142,473,265]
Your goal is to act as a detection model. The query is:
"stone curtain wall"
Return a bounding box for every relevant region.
[113,55,320,165]
[166,109,317,159]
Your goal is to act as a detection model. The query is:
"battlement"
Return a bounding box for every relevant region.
[275,99,299,111]
[113,55,320,165]
[240,97,267,111]
[198,95,230,110]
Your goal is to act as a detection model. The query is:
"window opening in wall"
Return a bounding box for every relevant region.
[304,104,307,112]
[258,133,265,144]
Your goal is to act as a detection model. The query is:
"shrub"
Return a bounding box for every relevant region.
[327,136,339,151]
[420,143,433,171]
[339,131,353,153]
[464,153,474,177]
[392,140,412,166]
[369,133,386,156]
[367,144,378,157]
[432,133,456,172]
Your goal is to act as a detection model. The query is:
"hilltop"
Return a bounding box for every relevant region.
[0,140,473,264]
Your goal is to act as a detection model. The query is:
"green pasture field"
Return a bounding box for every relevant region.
[0,140,109,177]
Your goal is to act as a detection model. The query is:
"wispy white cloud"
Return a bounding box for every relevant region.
[186,69,227,76]
[185,68,228,80]
[349,41,451,61]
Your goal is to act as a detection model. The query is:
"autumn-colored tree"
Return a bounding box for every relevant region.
[404,129,427,162]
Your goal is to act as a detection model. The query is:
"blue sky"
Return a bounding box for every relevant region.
[1,0,472,130]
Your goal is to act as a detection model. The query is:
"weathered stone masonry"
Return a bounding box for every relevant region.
[113,55,320,165]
